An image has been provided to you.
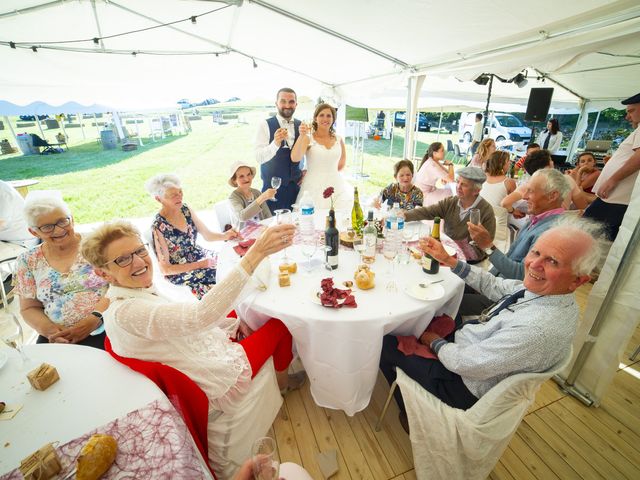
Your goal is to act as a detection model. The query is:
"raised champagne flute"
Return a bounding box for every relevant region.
[270,176,282,202]
[274,209,292,263]
[252,437,279,480]
[469,208,481,247]
[1,311,30,365]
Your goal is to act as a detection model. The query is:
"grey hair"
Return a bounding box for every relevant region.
[24,195,71,226]
[545,215,607,276]
[531,168,571,200]
[145,174,182,198]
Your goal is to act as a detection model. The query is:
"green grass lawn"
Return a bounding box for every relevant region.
[0,117,461,224]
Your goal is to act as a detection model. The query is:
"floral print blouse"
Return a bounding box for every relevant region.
[13,244,108,327]
[380,183,424,210]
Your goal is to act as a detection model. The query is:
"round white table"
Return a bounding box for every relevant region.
[0,344,213,478]
[219,235,465,416]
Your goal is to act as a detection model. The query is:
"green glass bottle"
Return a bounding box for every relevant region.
[422,217,441,275]
[351,186,364,236]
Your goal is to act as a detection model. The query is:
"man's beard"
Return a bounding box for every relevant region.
[278,107,295,119]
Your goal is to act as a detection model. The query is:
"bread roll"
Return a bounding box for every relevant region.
[76,434,117,480]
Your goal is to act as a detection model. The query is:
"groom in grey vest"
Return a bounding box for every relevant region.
[254,87,303,212]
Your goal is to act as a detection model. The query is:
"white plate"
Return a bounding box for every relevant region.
[405,283,445,302]
[0,350,7,370]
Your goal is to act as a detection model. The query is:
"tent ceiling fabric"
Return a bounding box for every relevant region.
[0,0,638,110]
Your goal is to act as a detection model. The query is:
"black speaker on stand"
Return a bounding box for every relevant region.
[525,87,554,145]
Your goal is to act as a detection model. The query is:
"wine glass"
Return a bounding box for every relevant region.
[300,234,317,273]
[382,239,398,293]
[305,118,314,142]
[352,237,365,264]
[252,437,279,480]
[231,214,245,242]
[270,176,282,202]
[469,208,481,226]
[274,209,292,262]
[290,203,300,227]
[1,311,30,365]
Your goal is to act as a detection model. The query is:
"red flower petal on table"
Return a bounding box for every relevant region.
[342,295,357,308]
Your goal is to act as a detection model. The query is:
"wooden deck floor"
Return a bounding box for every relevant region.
[274,283,640,479]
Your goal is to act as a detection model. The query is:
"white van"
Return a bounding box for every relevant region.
[459,112,532,146]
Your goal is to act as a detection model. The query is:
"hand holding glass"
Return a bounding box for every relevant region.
[252,437,279,480]
[270,176,282,202]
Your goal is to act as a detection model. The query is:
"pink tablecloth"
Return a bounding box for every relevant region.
[0,397,210,479]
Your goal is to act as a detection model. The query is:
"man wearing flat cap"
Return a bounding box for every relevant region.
[403,166,496,262]
[583,93,640,240]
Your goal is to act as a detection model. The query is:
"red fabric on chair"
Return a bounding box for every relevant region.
[104,337,216,479]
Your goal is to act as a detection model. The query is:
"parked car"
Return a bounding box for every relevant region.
[394,111,431,132]
[226,97,241,102]
[459,112,531,145]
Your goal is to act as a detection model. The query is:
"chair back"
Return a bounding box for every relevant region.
[397,348,572,480]
[214,200,233,232]
[29,133,49,147]
[104,337,216,478]
[447,139,455,152]
[492,205,511,252]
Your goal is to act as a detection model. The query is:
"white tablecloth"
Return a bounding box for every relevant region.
[0,344,213,478]
[219,240,464,416]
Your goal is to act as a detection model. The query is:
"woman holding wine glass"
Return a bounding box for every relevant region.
[13,194,109,349]
[291,103,353,210]
[228,161,275,222]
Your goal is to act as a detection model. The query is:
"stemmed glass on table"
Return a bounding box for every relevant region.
[382,238,398,293]
[352,237,365,264]
[252,437,279,480]
[300,234,317,273]
[274,209,292,263]
[270,176,282,202]
[1,311,31,366]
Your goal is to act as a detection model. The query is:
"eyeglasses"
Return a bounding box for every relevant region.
[34,217,71,233]
[104,245,149,268]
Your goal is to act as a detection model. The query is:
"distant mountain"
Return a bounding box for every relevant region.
[0,100,112,116]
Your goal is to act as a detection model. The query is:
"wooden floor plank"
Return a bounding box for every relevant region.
[561,395,640,454]
[514,423,581,480]
[599,388,640,434]
[524,413,604,479]
[507,432,560,479]
[537,408,622,479]
[402,470,417,480]
[499,446,538,480]
[299,384,352,480]
[325,408,376,479]
[490,460,516,480]
[549,402,637,479]
[346,410,396,479]
[286,389,324,480]
[359,374,413,474]
[273,401,303,466]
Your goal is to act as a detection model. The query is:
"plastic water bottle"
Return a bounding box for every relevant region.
[384,202,402,257]
[394,202,404,243]
[299,190,315,238]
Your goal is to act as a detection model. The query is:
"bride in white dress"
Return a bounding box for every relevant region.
[291,103,353,210]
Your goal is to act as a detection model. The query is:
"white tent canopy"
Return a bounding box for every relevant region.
[0,0,639,110]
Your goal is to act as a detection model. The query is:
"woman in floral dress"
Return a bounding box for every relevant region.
[14,195,108,349]
[147,174,238,299]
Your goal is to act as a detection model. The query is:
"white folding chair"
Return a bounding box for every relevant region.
[213,199,233,232]
[384,350,572,480]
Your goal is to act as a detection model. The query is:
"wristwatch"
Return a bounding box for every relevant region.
[91,311,104,328]
[483,245,497,256]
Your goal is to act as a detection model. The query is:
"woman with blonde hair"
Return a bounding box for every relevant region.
[469,138,496,169]
[291,103,352,210]
[414,142,455,206]
[480,151,517,208]
[146,173,238,299]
